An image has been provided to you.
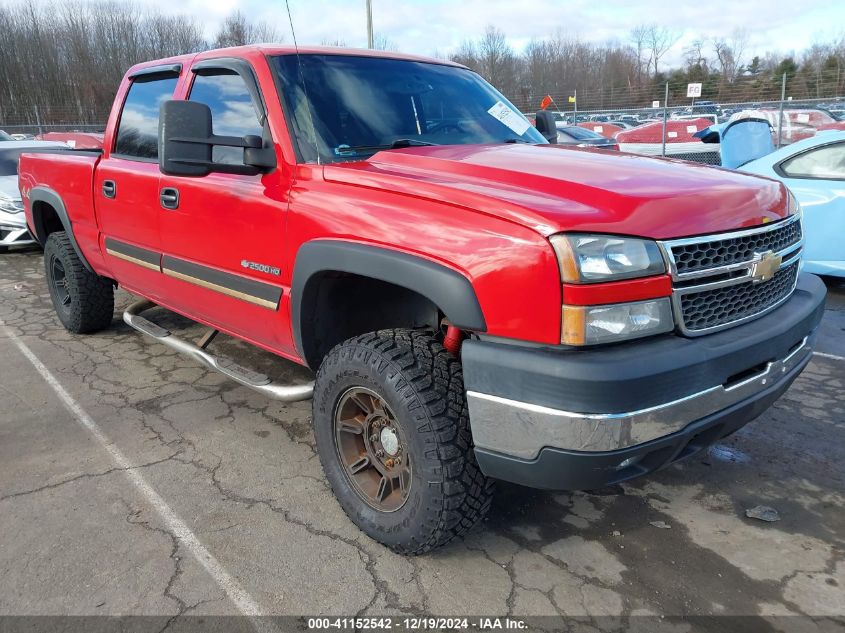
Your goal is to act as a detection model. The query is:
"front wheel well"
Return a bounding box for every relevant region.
[298,271,442,369]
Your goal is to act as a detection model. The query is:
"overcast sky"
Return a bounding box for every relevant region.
[66,0,845,68]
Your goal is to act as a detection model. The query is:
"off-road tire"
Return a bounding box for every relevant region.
[313,329,494,554]
[44,231,114,333]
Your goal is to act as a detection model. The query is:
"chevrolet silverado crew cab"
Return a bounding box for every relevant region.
[19,46,825,554]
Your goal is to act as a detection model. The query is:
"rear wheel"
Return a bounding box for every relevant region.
[313,329,494,554]
[44,232,114,333]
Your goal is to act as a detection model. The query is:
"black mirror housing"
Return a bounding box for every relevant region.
[159,100,214,177]
[534,110,558,144]
[159,100,277,176]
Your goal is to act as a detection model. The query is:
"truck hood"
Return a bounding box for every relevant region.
[323,144,788,239]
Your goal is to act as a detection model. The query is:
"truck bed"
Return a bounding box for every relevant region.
[18,148,107,274]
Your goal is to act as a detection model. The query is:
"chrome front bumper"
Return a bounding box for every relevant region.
[466,335,813,460]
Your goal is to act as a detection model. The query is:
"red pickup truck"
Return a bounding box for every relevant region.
[19,45,825,554]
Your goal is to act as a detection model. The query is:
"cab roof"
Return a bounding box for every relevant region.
[126,44,465,77]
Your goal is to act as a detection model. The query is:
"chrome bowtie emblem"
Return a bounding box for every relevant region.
[750,250,782,283]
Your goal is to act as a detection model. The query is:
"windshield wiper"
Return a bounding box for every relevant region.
[334,138,439,155]
[503,138,529,144]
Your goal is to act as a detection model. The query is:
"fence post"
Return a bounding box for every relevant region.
[34,104,44,136]
[776,73,786,148]
[661,82,669,157]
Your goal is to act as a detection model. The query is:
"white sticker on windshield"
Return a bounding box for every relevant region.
[796,113,810,123]
[487,101,530,136]
[686,125,697,133]
[667,131,678,138]
[594,126,604,133]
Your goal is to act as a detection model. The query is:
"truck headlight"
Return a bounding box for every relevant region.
[0,197,24,214]
[562,298,674,345]
[550,234,665,283]
[787,190,802,218]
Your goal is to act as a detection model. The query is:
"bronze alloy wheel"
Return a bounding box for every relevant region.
[333,386,412,512]
[313,329,494,553]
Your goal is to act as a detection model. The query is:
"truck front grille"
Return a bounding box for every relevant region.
[659,215,803,336]
[672,218,801,275]
[678,262,799,332]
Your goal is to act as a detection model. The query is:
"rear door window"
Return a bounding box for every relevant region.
[188,71,263,165]
[114,76,179,160]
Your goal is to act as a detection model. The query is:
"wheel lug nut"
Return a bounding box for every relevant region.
[376,449,384,457]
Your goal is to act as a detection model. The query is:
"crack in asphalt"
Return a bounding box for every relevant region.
[0,452,182,502]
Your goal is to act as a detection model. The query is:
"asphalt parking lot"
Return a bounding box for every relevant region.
[1,247,843,630]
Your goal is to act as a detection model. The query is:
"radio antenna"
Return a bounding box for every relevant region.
[284,0,321,164]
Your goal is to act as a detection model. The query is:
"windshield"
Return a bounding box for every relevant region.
[272,54,546,163]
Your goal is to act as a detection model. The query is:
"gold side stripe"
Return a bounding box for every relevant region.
[162,267,279,310]
[106,248,161,272]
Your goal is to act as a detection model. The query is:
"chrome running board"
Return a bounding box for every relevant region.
[123,299,313,402]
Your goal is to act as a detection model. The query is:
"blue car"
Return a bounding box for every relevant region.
[741,131,845,278]
[698,121,845,278]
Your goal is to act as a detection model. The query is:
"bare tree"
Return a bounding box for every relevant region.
[629,25,651,83]
[684,39,708,72]
[214,10,281,48]
[459,26,522,99]
[712,29,748,83]
[372,33,398,52]
[450,40,479,70]
[0,1,273,127]
[644,25,680,76]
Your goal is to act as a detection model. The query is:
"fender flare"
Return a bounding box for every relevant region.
[28,186,93,271]
[291,240,487,365]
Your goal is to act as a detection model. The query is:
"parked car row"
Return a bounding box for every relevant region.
[551,100,845,131]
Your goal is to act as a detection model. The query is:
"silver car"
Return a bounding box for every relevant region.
[0,141,67,251]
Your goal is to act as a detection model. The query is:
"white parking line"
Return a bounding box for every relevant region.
[2,326,277,632]
[814,351,845,362]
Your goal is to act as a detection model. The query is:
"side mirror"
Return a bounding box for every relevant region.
[159,100,276,177]
[534,110,558,144]
[160,100,213,177]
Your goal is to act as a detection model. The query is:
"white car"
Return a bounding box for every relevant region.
[1,141,67,251]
